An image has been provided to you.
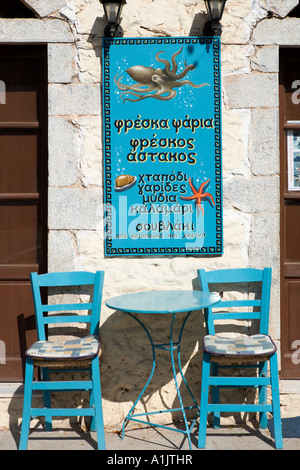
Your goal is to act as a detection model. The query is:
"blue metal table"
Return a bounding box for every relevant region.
[106,290,220,449]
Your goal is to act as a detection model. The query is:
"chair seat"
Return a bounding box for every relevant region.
[203,333,276,357]
[25,335,100,360]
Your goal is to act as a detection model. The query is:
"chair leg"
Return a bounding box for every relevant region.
[211,361,220,428]
[89,364,95,432]
[91,356,105,450]
[258,361,268,429]
[198,352,211,449]
[270,353,283,449]
[19,357,34,450]
[41,367,52,431]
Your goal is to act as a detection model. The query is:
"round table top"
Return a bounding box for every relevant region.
[105,290,220,314]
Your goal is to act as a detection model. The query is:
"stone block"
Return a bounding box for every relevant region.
[77,46,101,83]
[48,43,77,83]
[76,230,103,271]
[249,108,279,176]
[48,117,80,186]
[260,0,299,18]
[252,18,300,45]
[224,175,279,213]
[222,108,251,176]
[48,231,77,272]
[249,212,280,267]
[251,45,279,73]
[22,0,67,17]
[221,210,250,265]
[221,45,254,74]
[122,0,192,36]
[76,1,103,35]
[48,187,102,230]
[48,84,101,115]
[223,73,278,109]
[0,19,73,42]
[249,212,280,339]
[78,116,102,187]
[60,5,77,23]
[221,1,266,45]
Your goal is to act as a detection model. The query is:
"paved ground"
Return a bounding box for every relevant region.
[1,416,299,452]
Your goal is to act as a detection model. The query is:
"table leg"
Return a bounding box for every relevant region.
[170,312,196,450]
[177,311,199,409]
[121,312,156,440]
[121,311,197,450]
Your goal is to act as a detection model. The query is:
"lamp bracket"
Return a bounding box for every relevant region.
[104,24,124,38]
[203,20,222,36]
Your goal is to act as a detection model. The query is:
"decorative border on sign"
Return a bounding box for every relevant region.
[103,37,222,256]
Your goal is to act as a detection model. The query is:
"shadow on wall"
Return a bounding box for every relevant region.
[87,11,209,52]
[88,16,107,53]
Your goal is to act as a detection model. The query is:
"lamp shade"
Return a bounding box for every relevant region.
[100,0,126,25]
[204,0,227,22]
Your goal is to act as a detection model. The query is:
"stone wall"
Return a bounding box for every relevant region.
[1,0,300,430]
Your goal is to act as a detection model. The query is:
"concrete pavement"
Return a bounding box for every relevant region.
[1,416,300,451]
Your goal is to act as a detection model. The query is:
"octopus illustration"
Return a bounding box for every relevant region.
[180,177,215,216]
[114,47,209,102]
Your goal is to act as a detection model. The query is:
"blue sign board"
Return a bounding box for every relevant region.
[102,37,222,256]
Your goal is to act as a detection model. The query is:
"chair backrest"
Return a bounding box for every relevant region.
[197,268,272,336]
[30,271,105,341]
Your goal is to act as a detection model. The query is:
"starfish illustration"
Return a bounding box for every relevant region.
[180,177,215,216]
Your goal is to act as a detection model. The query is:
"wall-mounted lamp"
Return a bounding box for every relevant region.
[100,0,126,38]
[204,0,227,36]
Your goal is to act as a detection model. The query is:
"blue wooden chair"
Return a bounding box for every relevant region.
[197,268,283,449]
[19,271,105,450]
